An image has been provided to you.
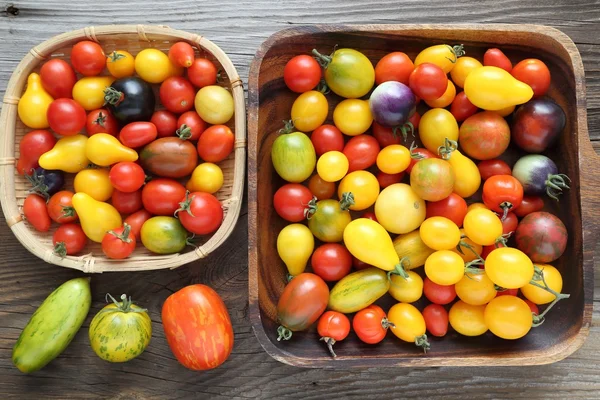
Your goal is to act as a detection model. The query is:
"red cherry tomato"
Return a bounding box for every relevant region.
[524,299,539,315]
[361,211,378,222]
[53,223,87,256]
[311,125,344,156]
[477,159,512,181]
[377,171,405,188]
[343,135,380,172]
[375,52,414,85]
[197,125,234,162]
[408,63,448,101]
[511,59,551,97]
[372,122,402,147]
[47,99,86,136]
[501,211,518,235]
[16,129,57,175]
[112,189,143,214]
[187,58,218,89]
[317,311,350,357]
[408,111,421,131]
[514,195,544,218]
[426,193,468,227]
[283,55,321,93]
[177,111,207,141]
[483,48,513,72]
[406,147,437,174]
[308,175,336,200]
[124,209,153,239]
[422,304,449,337]
[481,242,505,260]
[168,42,195,68]
[177,192,223,235]
[119,122,158,148]
[142,179,187,216]
[482,175,524,214]
[70,41,106,76]
[47,190,77,224]
[311,243,352,282]
[450,91,478,122]
[496,288,518,297]
[423,277,456,305]
[109,162,146,193]
[151,110,179,138]
[352,305,390,344]
[352,256,372,271]
[23,194,51,232]
[40,59,77,99]
[101,223,136,259]
[86,109,119,136]
[273,183,314,222]
[160,77,196,114]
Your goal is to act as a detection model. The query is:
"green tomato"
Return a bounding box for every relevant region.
[313,48,375,99]
[271,131,316,183]
[140,216,188,254]
[307,196,353,242]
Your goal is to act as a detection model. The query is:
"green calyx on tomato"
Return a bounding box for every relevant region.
[102,293,148,315]
[26,168,51,199]
[529,265,570,327]
[437,137,458,160]
[386,257,411,282]
[176,124,193,140]
[304,192,354,219]
[107,223,134,244]
[445,44,466,63]
[53,242,67,257]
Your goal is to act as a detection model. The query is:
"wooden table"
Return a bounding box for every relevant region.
[1,1,599,398]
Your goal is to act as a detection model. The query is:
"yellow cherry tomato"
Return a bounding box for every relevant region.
[85,133,138,166]
[388,303,429,350]
[106,50,135,78]
[419,108,459,153]
[72,76,115,110]
[450,56,483,89]
[464,66,534,111]
[452,229,483,262]
[186,163,224,194]
[419,216,461,251]
[466,202,488,213]
[389,271,423,303]
[484,296,532,340]
[317,151,348,182]
[338,171,379,211]
[18,73,53,129]
[449,301,488,336]
[343,218,400,272]
[415,44,465,73]
[39,134,89,173]
[72,192,122,243]
[376,145,411,174]
[134,49,174,83]
[425,80,456,108]
[445,149,481,198]
[195,85,234,125]
[492,104,515,117]
[291,90,328,132]
[424,250,465,286]
[375,183,426,234]
[463,208,503,246]
[318,48,375,99]
[277,224,314,276]
[521,264,563,305]
[74,168,113,202]
[392,229,435,270]
[455,272,497,306]
[484,247,534,289]
[333,99,373,136]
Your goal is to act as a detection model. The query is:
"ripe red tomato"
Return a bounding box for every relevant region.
[197,125,234,162]
[142,179,187,215]
[119,122,157,148]
[501,211,518,234]
[187,58,218,89]
[377,171,405,188]
[16,130,56,175]
[343,135,380,172]
[352,256,372,271]
[317,311,350,357]
[408,111,421,131]
[426,193,468,227]
[514,195,544,217]
[495,288,518,297]
[482,175,524,214]
[511,59,551,97]
[524,299,539,315]
[422,304,448,337]
[374,52,414,85]
[162,284,234,370]
[311,243,352,282]
[160,77,196,113]
[423,277,456,305]
[177,111,207,141]
[477,159,512,181]
[372,122,401,147]
[352,304,390,344]
[109,162,145,193]
[47,190,77,224]
[283,55,321,93]
[70,41,106,76]
[408,63,448,101]
[481,243,504,260]
[101,223,136,259]
[52,223,87,256]
[483,48,513,72]
[177,192,223,235]
[124,209,153,239]
[151,110,179,138]
[308,174,336,200]
[168,42,195,68]
[311,125,344,156]
[47,99,86,136]
[112,189,143,214]
[361,211,378,221]
[459,111,510,160]
[23,194,51,232]
[450,91,478,122]
[40,59,77,99]
[86,109,119,136]
[273,183,314,222]
[406,147,437,174]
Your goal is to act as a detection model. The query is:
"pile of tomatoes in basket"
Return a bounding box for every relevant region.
[17,40,235,259]
[272,44,571,356]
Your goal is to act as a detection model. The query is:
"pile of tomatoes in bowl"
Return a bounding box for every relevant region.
[16,40,234,259]
[271,44,571,356]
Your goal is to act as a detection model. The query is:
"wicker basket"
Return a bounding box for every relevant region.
[0,25,246,273]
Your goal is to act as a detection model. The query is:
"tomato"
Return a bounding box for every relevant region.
[483,48,512,72]
[459,111,510,160]
[444,149,481,199]
[134,48,178,84]
[501,211,518,234]
[375,52,414,85]
[186,163,223,194]
[308,174,335,200]
[284,55,321,93]
[425,250,465,286]
[23,194,51,232]
[420,216,461,251]
[106,50,135,78]
[329,268,390,314]
[463,208,503,246]
[372,122,401,147]
[511,59,551,97]
[307,196,353,243]
[450,91,479,122]
[376,145,410,174]
[467,203,489,213]
[514,195,544,217]
[177,191,223,235]
[105,76,154,124]
[338,171,379,211]
[408,64,446,102]
[525,300,540,315]
[124,209,152,239]
[314,47,374,99]
[195,85,234,125]
[496,288,518,297]
[71,192,122,243]
[72,76,115,111]
[47,99,86,136]
[425,193,467,227]
[453,230,483,263]
[449,301,488,336]
[389,270,423,303]
[450,56,482,89]
[272,130,316,183]
[377,171,404,188]
[482,175,524,215]
[317,311,350,358]
[175,111,207,141]
[311,125,344,156]
[119,121,158,148]
[406,146,437,174]
[333,99,373,136]
[425,80,456,108]
[493,105,516,117]
[423,277,456,305]
[52,223,87,256]
[375,183,425,234]
[101,223,136,259]
[86,109,119,137]
[47,190,77,224]
[353,305,391,344]
[197,125,234,163]
[484,296,532,339]
[162,284,233,370]
[159,77,196,114]
[343,135,380,172]
[111,189,143,214]
[316,151,348,183]
[141,137,197,178]
[515,212,567,263]
[511,98,565,154]
[477,159,512,180]
[142,179,187,216]
[388,303,429,351]
[273,183,313,222]
[352,256,372,271]
[74,168,114,202]
[40,59,76,99]
[168,42,195,68]
[311,243,352,282]
[140,216,187,254]
[342,219,400,273]
[277,224,314,276]
[151,110,178,138]
[19,73,53,129]
[109,162,145,193]
[415,44,465,73]
[455,272,496,306]
[187,58,218,89]
[464,66,533,111]
[422,304,449,337]
[16,130,56,175]
[28,167,65,200]
[410,158,455,202]
[521,264,562,305]
[419,108,459,153]
[71,41,105,76]
[485,247,534,289]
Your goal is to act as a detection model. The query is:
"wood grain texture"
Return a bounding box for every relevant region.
[1,0,600,398]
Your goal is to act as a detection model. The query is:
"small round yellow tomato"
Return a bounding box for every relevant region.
[134,49,173,83]
[455,272,496,306]
[463,208,503,246]
[106,50,135,78]
[74,168,113,202]
[317,151,348,182]
[375,183,426,234]
[419,108,459,153]
[72,76,115,111]
[466,202,488,213]
[450,56,483,88]
[388,303,428,348]
[333,99,373,136]
[492,104,516,117]
[484,296,532,340]
[484,247,534,289]
[338,171,379,211]
[425,80,456,108]
[389,271,423,303]
[186,163,224,194]
[195,85,234,125]
[415,44,465,73]
[376,145,411,174]
[419,216,461,251]
[521,265,563,305]
[449,301,488,336]
[291,90,328,132]
[277,223,314,276]
[424,250,465,286]
[452,229,483,262]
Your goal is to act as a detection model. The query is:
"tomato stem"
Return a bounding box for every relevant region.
[303,196,318,220]
[528,268,570,327]
[339,192,355,211]
[286,273,294,283]
[437,138,458,160]
[316,79,330,94]
[444,44,466,63]
[278,120,295,135]
[175,191,196,217]
[312,48,332,69]
[60,205,76,219]
[102,293,148,314]
[381,317,395,330]
[103,87,124,106]
[499,203,512,221]
[277,325,293,341]
[93,111,107,128]
[176,124,193,140]
[409,141,425,160]
[387,258,410,281]
[25,168,50,200]
[320,337,337,358]
[545,173,571,201]
[53,241,67,258]
[495,233,511,248]
[108,223,133,243]
[457,240,484,262]
[414,334,431,353]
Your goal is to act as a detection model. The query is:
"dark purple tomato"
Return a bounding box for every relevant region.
[369,81,416,127]
[515,211,567,263]
[511,154,570,201]
[511,98,566,153]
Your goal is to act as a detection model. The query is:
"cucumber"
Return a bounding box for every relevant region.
[12,277,91,373]
[328,268,390,313]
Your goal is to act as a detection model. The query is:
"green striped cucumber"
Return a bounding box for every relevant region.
[12,277,92,373]
[328,268,390,313]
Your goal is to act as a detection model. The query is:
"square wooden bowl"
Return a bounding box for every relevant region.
[248,24,598,367]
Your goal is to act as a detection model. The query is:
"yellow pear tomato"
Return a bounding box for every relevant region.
[464,66,534,110]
